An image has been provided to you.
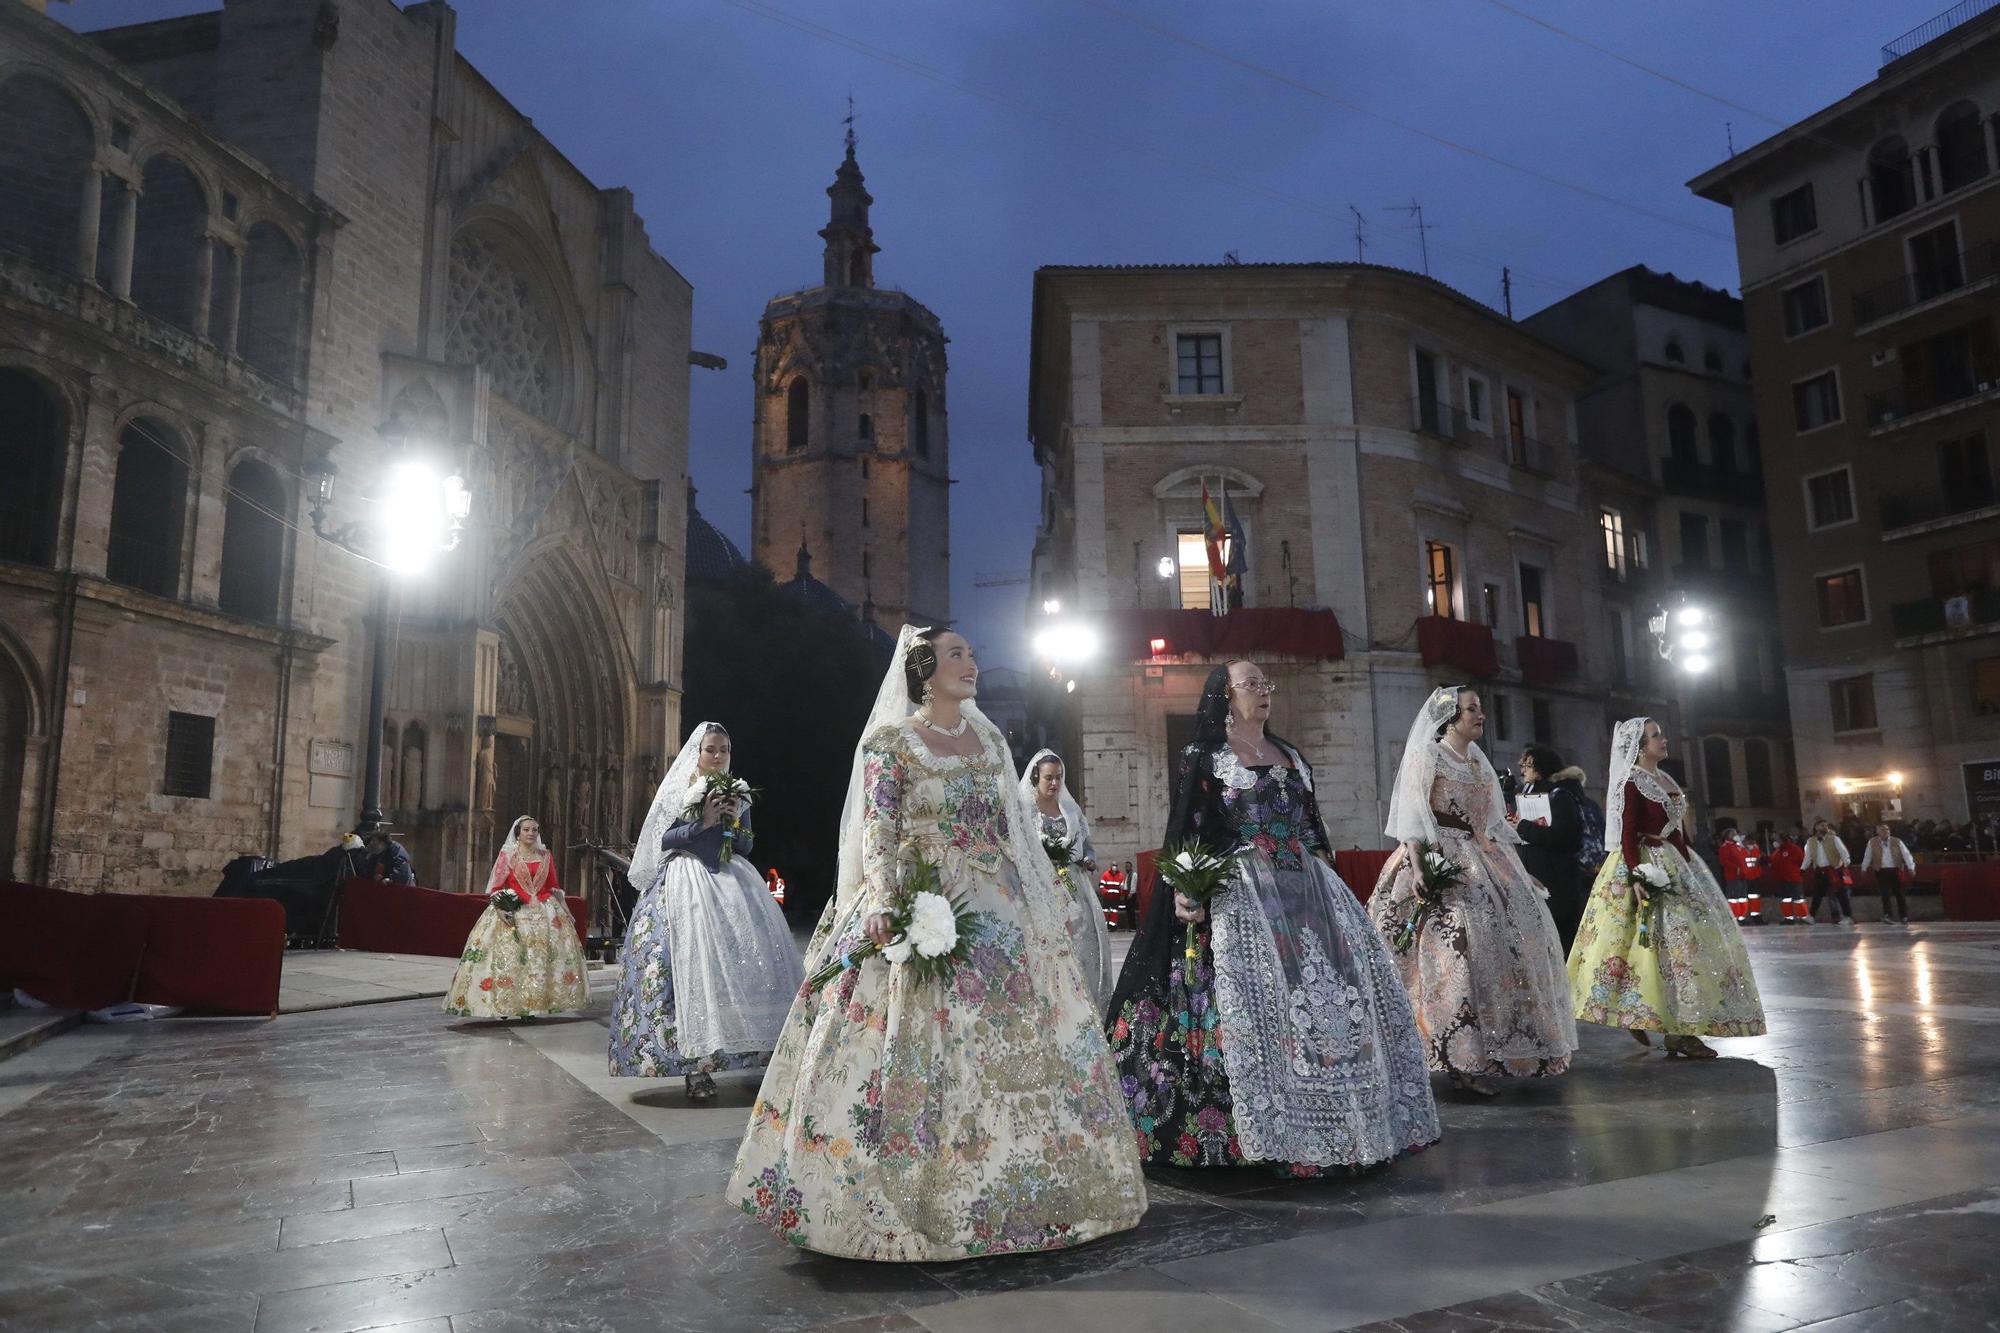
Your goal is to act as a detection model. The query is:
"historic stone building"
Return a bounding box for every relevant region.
[749,132,950,635]
[0,0,692,895]
[1029,262,1661,863]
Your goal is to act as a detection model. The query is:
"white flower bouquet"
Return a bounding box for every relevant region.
[681,772,758,864]
[1627,859,1672,948]
[1157,841,1242,972]
[1391,839,1466,953]
[806,851,989,991]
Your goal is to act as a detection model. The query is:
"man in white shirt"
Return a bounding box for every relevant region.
[1860,823,1916,924]
[1804,819,1854,924]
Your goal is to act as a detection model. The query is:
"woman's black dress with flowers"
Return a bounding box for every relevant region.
[1104,737,1439,1176]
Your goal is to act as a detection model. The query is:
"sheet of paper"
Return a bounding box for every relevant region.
[1514,793,1552,826]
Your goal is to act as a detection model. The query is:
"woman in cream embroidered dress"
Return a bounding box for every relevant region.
[730,627,1145,1261]
[445,816,590,1020]
[1569,717,1765,1057]
[1020,749,1114,1013]
[1369,687,1576,1094]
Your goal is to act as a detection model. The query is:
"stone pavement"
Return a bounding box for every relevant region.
[3,923,1999,1331]
[277,951,619,1015]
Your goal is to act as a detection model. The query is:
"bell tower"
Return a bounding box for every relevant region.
[750,125,950,634]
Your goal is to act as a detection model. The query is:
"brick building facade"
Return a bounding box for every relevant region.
[0,0,692,894]
[750,134,949,635]
[1028,263,1665,864]
[1689,6,2000,829]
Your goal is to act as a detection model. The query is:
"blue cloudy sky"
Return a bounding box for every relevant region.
[65,0,1948,665]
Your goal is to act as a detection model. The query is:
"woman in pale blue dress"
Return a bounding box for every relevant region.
[608,722,801,1100]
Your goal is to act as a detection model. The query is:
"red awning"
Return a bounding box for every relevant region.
[1416,616,1499,678]
[1517,635,1581,687]
[1102,608,1345,661]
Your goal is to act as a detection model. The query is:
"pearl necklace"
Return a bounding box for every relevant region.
[915,710,969,738]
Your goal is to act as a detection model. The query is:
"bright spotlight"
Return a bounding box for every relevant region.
[378,460,448,575]
[1065,678,1077,694]
[1680,630,1712,652]
[1681,652,1712,674]
[1888,771,1904,787]
[1033,622,1100,665]
[1675,606,1706,628]
[1156,556,1176,579]
[1042,598,1062,615]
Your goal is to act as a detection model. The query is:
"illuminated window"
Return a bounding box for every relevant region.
[1601,508,1627,577]
[1424,540,1456,619]
[1176,530,1231,610]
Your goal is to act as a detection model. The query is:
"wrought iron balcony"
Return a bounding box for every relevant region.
[1660,455,1765,501]
[1853,242,2000,326]
[1866,362,2000,428]
[1879,485,2000,534]
[1892,586,2000,639]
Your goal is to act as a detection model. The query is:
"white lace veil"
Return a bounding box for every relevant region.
[834,627,925,913]
[497,814,544,859]
[1018,749,1088,855]
[1384,685,1518,846]
[629,721,738,893]
[1603,716,1649,859]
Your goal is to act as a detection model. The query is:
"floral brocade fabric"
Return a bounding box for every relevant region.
[1568,787,1766,1038]
[444,892,590,1020]
[1108,762,1440,1175]
[728,721,1145,1261]
[1366,744,1577,1078]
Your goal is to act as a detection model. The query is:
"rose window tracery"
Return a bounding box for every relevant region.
[445,229,565,425]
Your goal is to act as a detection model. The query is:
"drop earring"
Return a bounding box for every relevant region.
[921,681,935,706]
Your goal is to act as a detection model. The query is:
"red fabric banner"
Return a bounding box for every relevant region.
[1516,634,1581,687]
[1102,608,1345,662]
[1416,616,1499,678]
[339,879,588,958]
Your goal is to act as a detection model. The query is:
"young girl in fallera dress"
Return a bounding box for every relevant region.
[444,816,591,1020]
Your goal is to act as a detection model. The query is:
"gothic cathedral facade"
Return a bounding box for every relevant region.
[750,135,950,635]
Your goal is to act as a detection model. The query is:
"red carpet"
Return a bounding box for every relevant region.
[337,879,588,958]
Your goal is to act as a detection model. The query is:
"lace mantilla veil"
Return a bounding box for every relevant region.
[1383,685,1519,847]
[1017,747,1113,1010]
[629,720,744,893]
[489,815,549,891]
[1603,716,1651,856]
[1018,749,1088,855]
[833,627,1087,981]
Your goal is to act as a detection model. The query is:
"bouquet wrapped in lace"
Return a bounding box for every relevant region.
[681,772,759,864]
[1390,840,1466,953]
[1157,841,1241,973]
[807,851,989,991]
[1626,859,1671,949]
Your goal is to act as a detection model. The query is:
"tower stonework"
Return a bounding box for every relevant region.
[750,135,949,633]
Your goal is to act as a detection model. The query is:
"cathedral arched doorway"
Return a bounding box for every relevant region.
[0,635,44,880]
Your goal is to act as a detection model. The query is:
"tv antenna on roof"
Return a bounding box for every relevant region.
[1386,200,1434,275]
[1348,205,1367,262]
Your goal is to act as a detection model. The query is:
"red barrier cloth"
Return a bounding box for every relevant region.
[1332,848,1396,905]
[1516,635,1580,687]
[338,879,588,958]
[1416,616,1499,678]
[1940,865,2000,921]
[1,881,283,1015]
[1100,608,1345,662]
[1135,849,1159,924]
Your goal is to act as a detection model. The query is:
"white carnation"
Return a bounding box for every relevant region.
[1174,851,1198,871]
[1633,863,1670,889]
[883,938,914,964]
[906,891,960,958]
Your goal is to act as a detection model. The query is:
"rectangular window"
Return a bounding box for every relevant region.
[1720,518,1749,573]
[1630,527,1649,569]
[1175,529,1229,610]
[1414,349,1441,431]
[1704,737,1737,807]
[1680,512,1710,568]
[1531,698,1554,746]
[1519,565,1546,637]
[1424,540,1456,619]
[163,711,215,799]
[1481,582,1500,628]
[1491,692,1510,741]
[1816,568,1867,627]
[1505,389,1528,464]
[1940,431,1994,506]
[1928,538,2000,598]
[1909,220,1965,303]
[1771,182,1817,244]
[1792,371,1842,432]
[1973,656,2000,715]
[1175,333,1224,395]
[1781,274,1830,337]
[861,497,870,528]
[1805,467,1855,530]
[1829,674,1877,732]
[1600,508,1627,577]
[1734,630,1760,694]
[1465,374,1489,428]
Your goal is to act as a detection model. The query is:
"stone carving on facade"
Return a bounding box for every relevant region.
[601,763,623,846]
[539,764,563,838]
[497,638,527,716]
[400,732,425,811]
[570,756,595,843]
[445,229,561,426]
[474,732,496,811]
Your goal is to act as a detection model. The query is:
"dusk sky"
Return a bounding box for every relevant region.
[66,0,1947,666]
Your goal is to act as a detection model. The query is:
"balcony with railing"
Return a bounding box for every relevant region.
[1892,586,2000,640]
[1660,455,1766,502]
[1881,0,2000,64]
[1866,358,2000,431]
[1853,242,2000,327]
[1879,484,2000,538]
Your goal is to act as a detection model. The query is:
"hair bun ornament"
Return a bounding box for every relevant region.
[1427,686,1461,722]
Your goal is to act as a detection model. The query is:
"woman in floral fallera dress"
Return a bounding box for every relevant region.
[608,722,802,1100]
[729,626,1145,1261]
[1105,660,1439,1176]
[1020,749,1114,1011]
[445,816,590,1020]
[1569,717,1765,1057]
[1368,687,1576,1095]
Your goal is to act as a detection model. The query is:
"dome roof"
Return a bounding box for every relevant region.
[686,485,748,585]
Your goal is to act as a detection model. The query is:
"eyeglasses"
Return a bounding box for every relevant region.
[1231,678,1277,694]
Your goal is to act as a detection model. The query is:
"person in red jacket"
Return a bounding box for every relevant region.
[1769,830,1806,922]
[1738,834,1764,923]
[1717,831,1749,920]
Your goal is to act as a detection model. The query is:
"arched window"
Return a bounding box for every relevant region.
[219,459,286,620]
[1708,413,1737,476]
[1703,344,1724,373]
[1744,738,1775,807]
[0,74,94,275]
[1667,404,1698,467]
[0,369,63,567]
[131,156,208,333]
[1936,101,1989,194]
[1703,736,1735,808]
[1869,137,1917,222]
[912,386,930,457]
[106,419,189,597]
[238,223,300,382]
[786,377,809,453]
[1664,337,1685,364]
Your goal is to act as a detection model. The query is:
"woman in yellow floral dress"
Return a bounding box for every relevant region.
[729,626,1146,1261]
[1568,717,1765,1057]
[444,816,590,1021]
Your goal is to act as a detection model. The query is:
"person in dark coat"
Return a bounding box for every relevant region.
[1508,744,1585,954]
[362,827,416,885]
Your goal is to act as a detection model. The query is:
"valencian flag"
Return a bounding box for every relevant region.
[1222,483,1248,610]
[1200,477,1242,616]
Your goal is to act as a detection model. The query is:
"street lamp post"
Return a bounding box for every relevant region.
[1647,597,1715,816]
[304,446,471,834]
